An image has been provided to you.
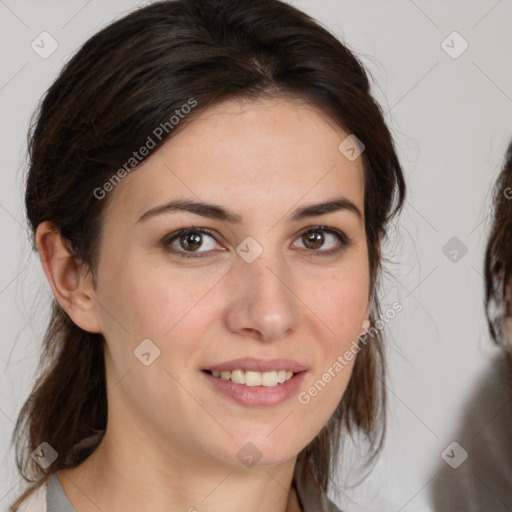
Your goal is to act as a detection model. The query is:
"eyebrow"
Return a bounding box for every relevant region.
[136,197,362,224]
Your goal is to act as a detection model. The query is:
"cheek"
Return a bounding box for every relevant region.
[314,259,370,340]
[97,251,196,331]
[95,262,219,427]
[298,260,369,407]
[96,257,226,371]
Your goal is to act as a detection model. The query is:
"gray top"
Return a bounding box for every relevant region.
[44,457,342,512]
[47,473,76,512]
[429,354,512,511]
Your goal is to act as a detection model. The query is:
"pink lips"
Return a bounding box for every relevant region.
[202,371,306,407]
[201,357,308,407]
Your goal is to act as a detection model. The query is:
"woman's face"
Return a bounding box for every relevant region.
[90,97,369,468]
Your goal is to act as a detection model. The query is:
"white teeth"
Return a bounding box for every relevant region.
[245,371,262,386]
[261,371,277,387]
[230,369,245,384]
[208,369,296,386]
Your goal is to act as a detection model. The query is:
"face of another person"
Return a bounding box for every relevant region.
[85,96,370,468]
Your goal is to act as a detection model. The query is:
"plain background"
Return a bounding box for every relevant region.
[1,1,511,510]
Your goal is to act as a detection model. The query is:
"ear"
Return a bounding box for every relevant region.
[35,221,102,333]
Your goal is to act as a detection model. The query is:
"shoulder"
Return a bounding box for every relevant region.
[9,481,48,512]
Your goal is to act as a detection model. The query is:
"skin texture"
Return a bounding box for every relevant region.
[36,97,370,512]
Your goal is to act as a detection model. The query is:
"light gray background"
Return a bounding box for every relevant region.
[1,1,511,510]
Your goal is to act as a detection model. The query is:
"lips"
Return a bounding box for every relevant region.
[201,367,307,407]
[201,357,308,406]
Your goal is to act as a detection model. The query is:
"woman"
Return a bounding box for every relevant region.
[9,0,405,510]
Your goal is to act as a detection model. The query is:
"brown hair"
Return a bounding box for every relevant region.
[485,141,512,350]
[10,0,405,508]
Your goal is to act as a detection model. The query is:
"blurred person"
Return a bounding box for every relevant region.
[431,141,512,511]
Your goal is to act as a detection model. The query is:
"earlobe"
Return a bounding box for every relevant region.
[360,319,371,335]
[359,302,371,335]
[35,221,102,333]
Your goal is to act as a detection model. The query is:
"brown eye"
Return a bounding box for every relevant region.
[292,226,350,256]
[163,228,220,258]
[179,231,203,251]
[302,230,325,250]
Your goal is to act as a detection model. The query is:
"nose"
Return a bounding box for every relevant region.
[224,247,299,343]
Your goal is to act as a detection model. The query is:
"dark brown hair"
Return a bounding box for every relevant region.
[10,0,405,508]
[485,141,512,350]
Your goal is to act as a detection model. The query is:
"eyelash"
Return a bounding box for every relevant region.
[161,226,352,259]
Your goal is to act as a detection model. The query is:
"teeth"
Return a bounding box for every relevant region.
[208,369,296,386]
[245,371,262,386]
[231,369,245,384]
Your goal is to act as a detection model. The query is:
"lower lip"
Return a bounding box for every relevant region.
[201,371,307,407]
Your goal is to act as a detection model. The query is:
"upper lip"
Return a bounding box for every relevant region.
[204,358,308,373]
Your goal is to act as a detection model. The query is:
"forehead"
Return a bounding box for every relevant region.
[104,97,365,224]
